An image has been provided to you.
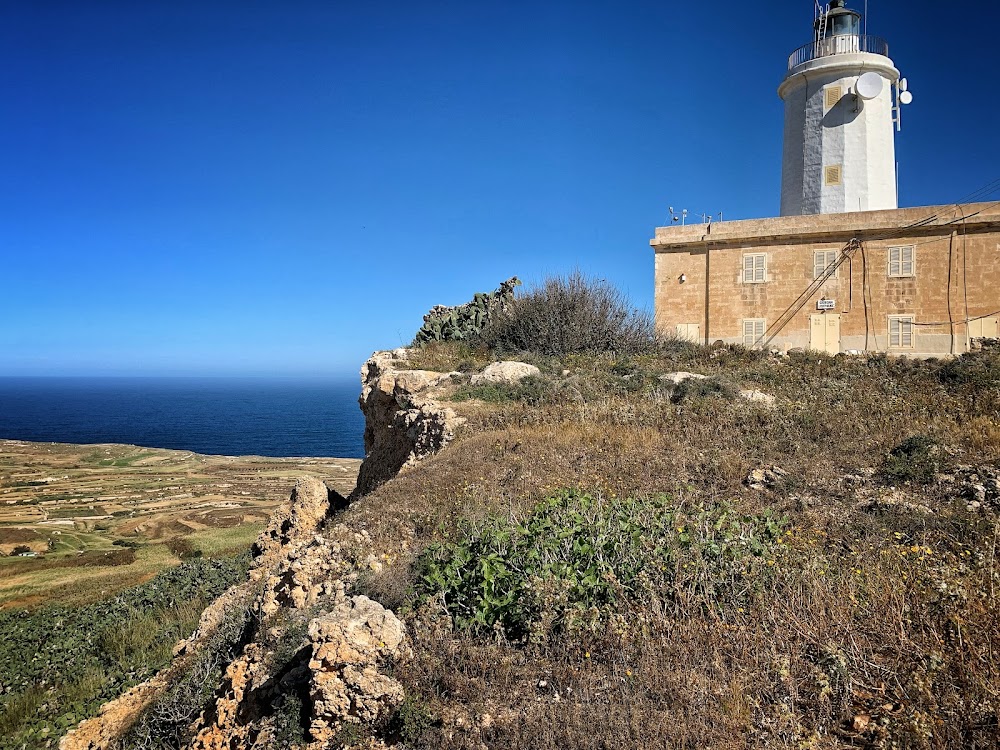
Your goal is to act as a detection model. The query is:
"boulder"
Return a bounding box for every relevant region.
[470,361,541,386]
[659,371,708,386]
[739,389,776,406]
[308,596,406,743]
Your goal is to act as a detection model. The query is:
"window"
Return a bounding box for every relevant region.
[814,250,839,279]
[743,319,766,348]
[888,245,915,277]
[888,316,914,348]
[742,253,767,283]
[824,165,842,186]
[824,85,842,110]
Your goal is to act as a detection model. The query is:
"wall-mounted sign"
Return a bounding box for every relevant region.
[817,299,836,310]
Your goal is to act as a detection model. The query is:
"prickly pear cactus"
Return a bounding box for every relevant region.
[414,277,521,344]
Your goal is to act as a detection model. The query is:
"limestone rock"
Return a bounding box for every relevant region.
[470,361,541,385]
[739,388,776,406]
[308,596,406,743]
[746,465,788,490]
[354,349,466,498]
[252,476,344,570]
[660,371,708,386]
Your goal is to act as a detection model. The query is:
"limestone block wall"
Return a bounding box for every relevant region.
[651,203,1000,357]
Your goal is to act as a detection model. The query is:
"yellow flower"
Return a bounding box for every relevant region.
[910,545,920,553]
[585,652,591,659]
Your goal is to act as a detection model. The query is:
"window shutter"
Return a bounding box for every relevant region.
[743,320,766,347]
[754,255,766,282]
[889,246,915,277]
[901,319,913,347]
[814,250,837,278]
[901,246,914,276]
[889,316,914,347]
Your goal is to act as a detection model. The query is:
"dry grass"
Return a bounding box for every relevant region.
[340,342,1000,749]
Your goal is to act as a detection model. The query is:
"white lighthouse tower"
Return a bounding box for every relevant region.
[779,1,910,216]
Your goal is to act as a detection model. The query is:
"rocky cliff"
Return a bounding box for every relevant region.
[60,349,460,750]
[353,348,464,498]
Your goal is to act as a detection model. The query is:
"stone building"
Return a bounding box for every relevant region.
[652,1,999,356]
[652,203,1000,356]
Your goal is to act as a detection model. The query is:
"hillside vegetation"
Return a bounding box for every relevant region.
[338,276,1000,749]
[37,275,1000,750]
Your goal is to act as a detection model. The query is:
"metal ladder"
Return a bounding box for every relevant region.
[815,2,829,42]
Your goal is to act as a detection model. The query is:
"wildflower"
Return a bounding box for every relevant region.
[585,651,591,659]
[910,545,920,553]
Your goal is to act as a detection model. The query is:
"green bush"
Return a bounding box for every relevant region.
[879,435,948,485]
[451,375,554,406]
[382,694,439,746]
[479,272,655,356]
[415,491,786,640]
[119,589,258,750]
[669,375,739,404]
[937,349,1000,389]
[0,555,251,750]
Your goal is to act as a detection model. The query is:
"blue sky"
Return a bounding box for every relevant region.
[2,0,997,376]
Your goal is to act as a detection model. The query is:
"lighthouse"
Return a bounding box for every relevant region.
[779,1,909,216]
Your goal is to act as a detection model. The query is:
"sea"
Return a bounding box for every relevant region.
[0,377,366,459]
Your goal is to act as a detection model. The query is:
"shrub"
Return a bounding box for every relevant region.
[0,555,251,750]
[879,434,948,485]
[938,349,1000,389]
[119,589,258,749]
[669,376,739,404]
[451,375,554,406]
[415,490,786,641]
[479,272,655,356]
[166,537,202,559]
[382,694,438,745]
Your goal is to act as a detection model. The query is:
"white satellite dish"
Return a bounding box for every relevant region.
[899,90,913,105]
[899,77,908,92]
[856,71,883,99]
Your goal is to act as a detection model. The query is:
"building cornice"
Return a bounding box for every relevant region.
[650,203,1000,252]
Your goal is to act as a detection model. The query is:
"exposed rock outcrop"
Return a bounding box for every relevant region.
[251,476,347,572]
[470,360,540,385]
[353,349,465,498]
[62,477,371,750]
[64,352,449,750]
[308,596,406,743]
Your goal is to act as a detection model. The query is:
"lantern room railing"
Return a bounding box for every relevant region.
[787,35,889,70]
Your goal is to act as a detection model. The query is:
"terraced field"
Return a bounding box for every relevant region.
[0,440,360,608]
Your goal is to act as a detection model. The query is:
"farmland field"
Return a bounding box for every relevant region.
[0,439,359,608]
